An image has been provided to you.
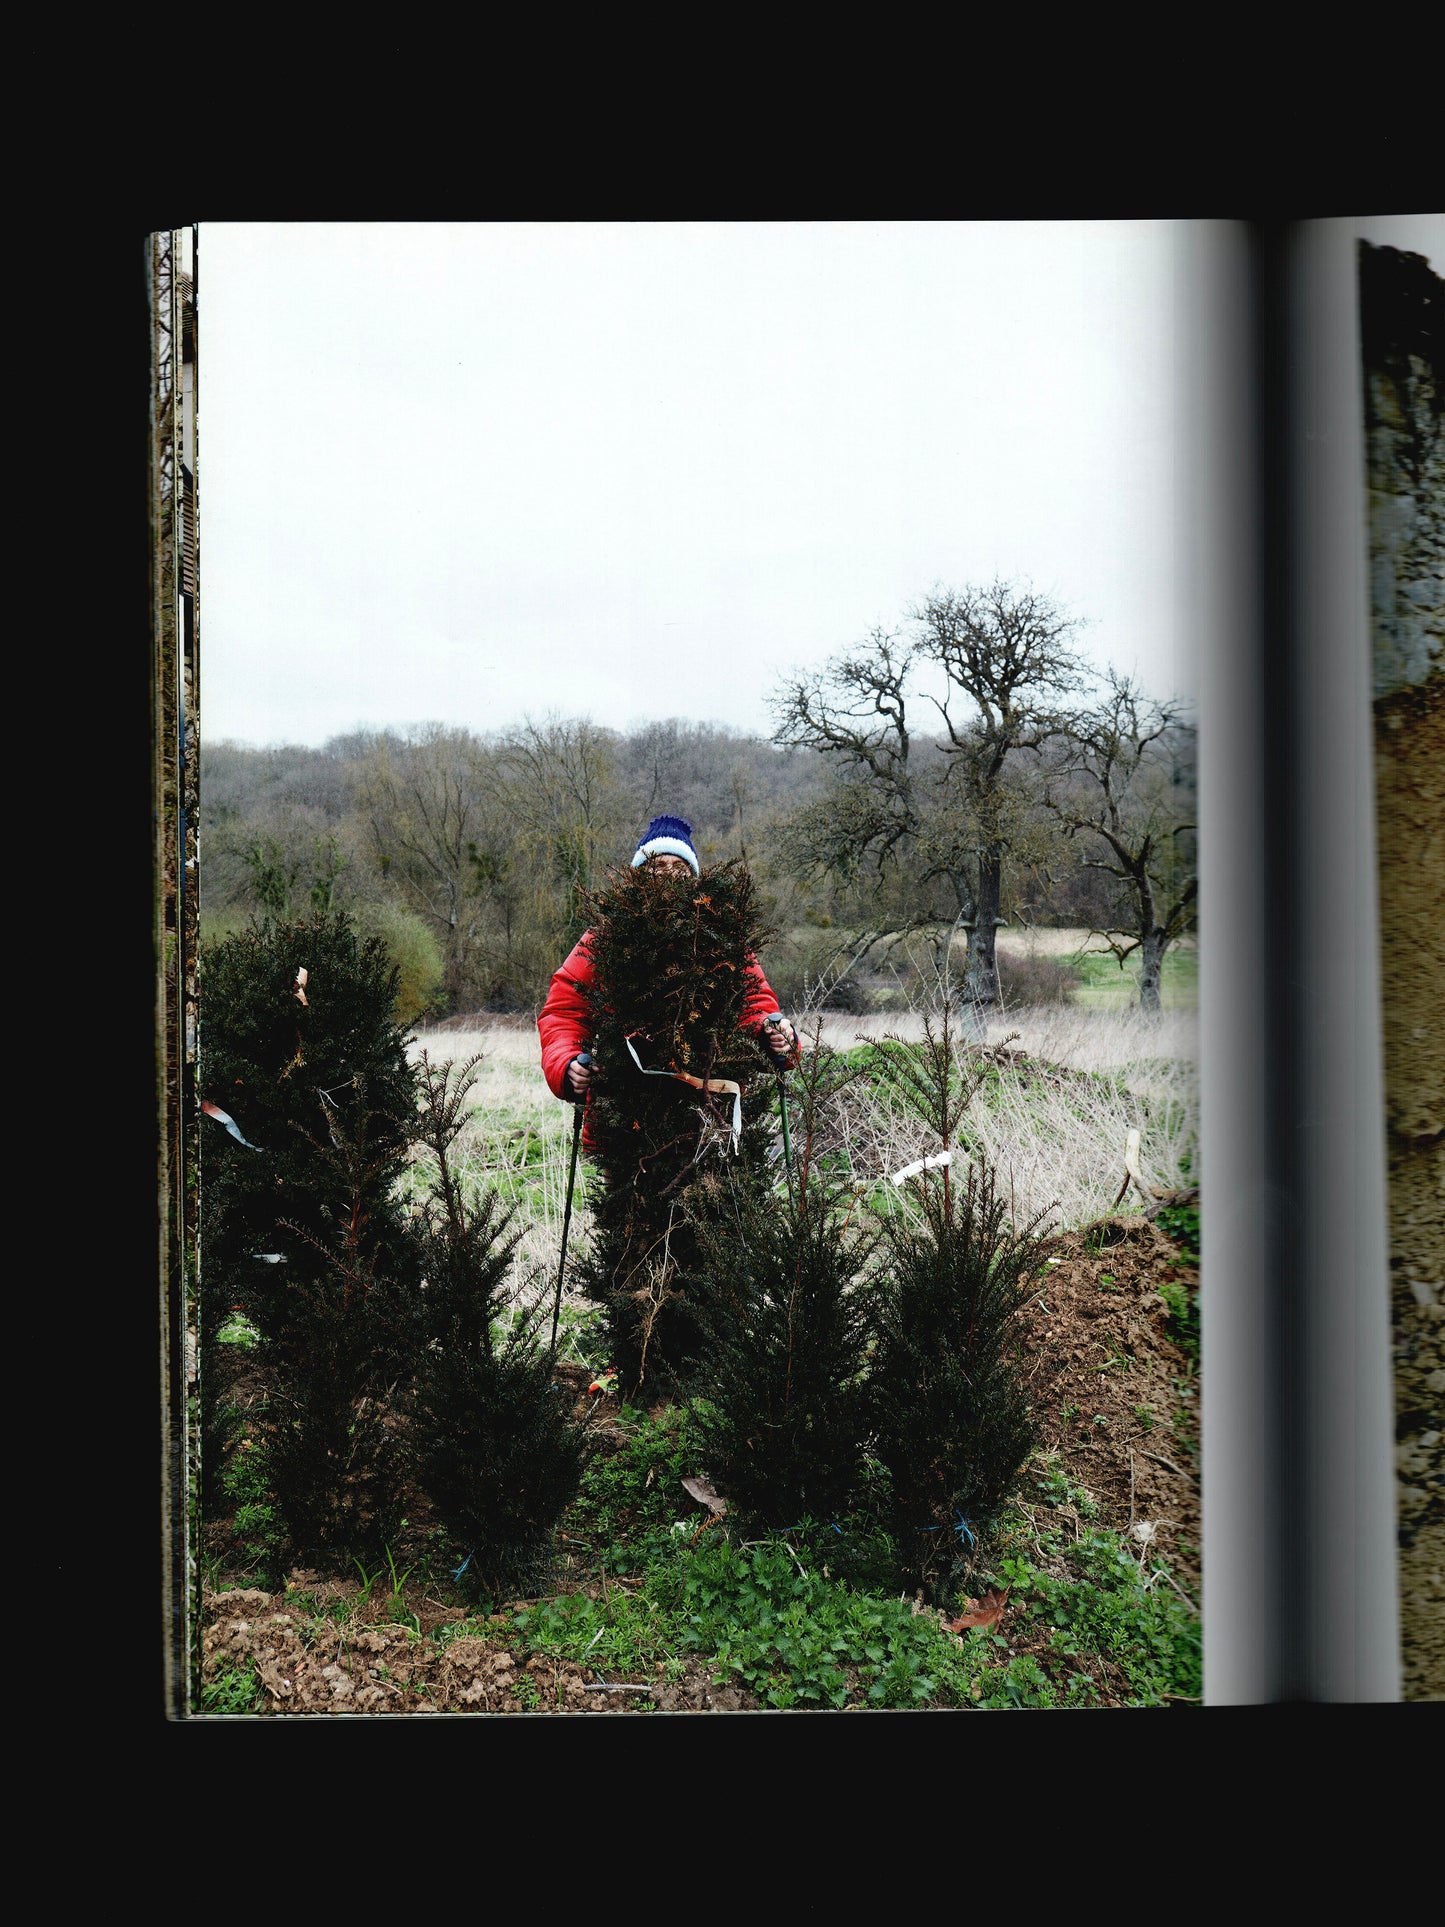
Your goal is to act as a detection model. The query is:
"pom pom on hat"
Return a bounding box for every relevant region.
[631,814,700,876]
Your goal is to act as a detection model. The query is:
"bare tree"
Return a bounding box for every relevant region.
[771,627,921,862]
[769,628,947,994]
[771,585,1089,1008]
[613,717,817,864]
[910,581,1089,1004]
[353,725,500,1008]
[1044,670,1197,1012]
[496,715,631,942]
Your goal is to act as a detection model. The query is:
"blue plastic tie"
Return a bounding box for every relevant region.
[452,1550,473,1580]
[917,1514,974,1545]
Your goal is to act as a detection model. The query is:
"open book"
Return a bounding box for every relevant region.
[146,220,1441,1711]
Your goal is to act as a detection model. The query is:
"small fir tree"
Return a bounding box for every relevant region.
[864,1005,1050,1603]
[404,1053,587,1601]
[575,860,778,1392]
[687,1029,876,1533]
[253,1112,404,1562]
[199,913,421,1566]
[200,913,419,1336]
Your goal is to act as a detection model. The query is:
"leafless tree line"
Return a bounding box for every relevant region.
[202,582,1196,1019]
[771,581,1195,1013]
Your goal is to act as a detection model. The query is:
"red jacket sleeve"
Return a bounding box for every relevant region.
[741,955,802,1065]
[537,934,596,1100]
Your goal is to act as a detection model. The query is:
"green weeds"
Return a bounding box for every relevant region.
[991,1532,1201,1705]
[384,1545,421,1634]
[1155,1200,1200,1365]
[201,1667,261,1714]
[571,1406,699,1567]
[223,1443,283,1579]
[675,1538,958,1709]
[1031,1455,1098,1517]
[217,1311,260,1348]
[1155,1200,1200,1261]
[1159,1280,1200,1365]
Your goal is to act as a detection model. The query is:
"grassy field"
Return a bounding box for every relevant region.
[1061,947,1197,1012]
[795,926,1197,1014]
[987,926,1196,1012]
[408,1002,1198,1370]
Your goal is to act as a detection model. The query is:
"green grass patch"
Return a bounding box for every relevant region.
[1066,947,1197,1009]
[513,1472,1201,1711]
[990,1532,1201,1706]
[201,1666,262,1714]
[222,1441,285,1578]
[568,1403,710,1571]
[1155,1201,1201,1365]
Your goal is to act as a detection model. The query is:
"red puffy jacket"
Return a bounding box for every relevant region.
[537,931,795,1150]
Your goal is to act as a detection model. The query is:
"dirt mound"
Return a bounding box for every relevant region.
[1018,1216,1201,1598]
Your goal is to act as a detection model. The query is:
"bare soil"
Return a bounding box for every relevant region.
[1013,1216,1201,1600]
[201,1594,761,1715]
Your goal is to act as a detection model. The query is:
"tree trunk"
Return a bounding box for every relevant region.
[963,850,1004,1010]
[1138,928,1166,1013]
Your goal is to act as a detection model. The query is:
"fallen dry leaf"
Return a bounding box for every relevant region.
[946,1586,1011,1633]
[681,1475,728,1517]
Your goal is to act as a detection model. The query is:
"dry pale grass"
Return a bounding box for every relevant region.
[404,1003,1197,1335]
[811,1004,1196,1234]
[819,1007,1197,1088]
[821,1045,1194,1241]
[993,926,1198,960]
[409,1019,557,1116]
[405,1022,598,1327]
[993,926,1109,959]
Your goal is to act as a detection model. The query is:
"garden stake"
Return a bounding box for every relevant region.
[550,1054,590,1361]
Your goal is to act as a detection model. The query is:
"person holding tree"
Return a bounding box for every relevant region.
[540,813,797,1388]
[537,814,797,1147]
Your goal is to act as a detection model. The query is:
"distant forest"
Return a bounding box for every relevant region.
[201,587,1197,1020]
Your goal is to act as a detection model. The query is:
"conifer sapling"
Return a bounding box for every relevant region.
[865,1003,1050,1603]
[199,912,421,1567]
[688,1024,876,1534]
[405,1052,587,1601]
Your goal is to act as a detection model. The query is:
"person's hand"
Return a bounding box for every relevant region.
[763,1017,796,1060]
[566,1054,593,1098]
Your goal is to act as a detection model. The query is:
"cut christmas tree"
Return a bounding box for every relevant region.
[574,860,780,1392]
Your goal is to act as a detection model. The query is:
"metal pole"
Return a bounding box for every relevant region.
[764,1016,794,1201]
[550,1078,588,1362]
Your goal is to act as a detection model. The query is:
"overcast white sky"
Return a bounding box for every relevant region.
[199,216,1442,750]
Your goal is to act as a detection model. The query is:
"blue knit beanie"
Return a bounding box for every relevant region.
[631,814,700,876]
